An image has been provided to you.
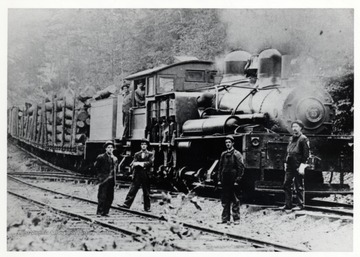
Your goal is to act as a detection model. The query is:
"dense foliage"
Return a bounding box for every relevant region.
[8,9,227,106]
[325,73,354,135]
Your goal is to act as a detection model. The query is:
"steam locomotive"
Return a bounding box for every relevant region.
[8,49,353,197]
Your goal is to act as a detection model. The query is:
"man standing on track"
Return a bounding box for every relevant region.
[282,120,310,211]
[217,135,244,225]
[121,138,154,212]
[94,141,118,217]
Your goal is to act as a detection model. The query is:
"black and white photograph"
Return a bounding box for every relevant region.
[3,1,357,253]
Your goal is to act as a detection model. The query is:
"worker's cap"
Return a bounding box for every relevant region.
[104,141,115,148]
[291,120,304,129]
[140,138,150,146]
[225,135,235,142]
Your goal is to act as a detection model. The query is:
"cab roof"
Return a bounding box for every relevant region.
[125,60,213,80]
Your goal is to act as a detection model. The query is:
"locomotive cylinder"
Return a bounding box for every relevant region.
[182,115,241,135]
[182,113,268,136]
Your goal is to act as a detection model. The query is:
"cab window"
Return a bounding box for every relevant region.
[185,70,205,82]
[158,76,174,94]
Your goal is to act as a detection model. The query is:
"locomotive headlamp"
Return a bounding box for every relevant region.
[306,103,323,123]
[251,137,260,147]
[296,97,325,129]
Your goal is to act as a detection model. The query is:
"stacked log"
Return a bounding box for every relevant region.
[15,83,123,149]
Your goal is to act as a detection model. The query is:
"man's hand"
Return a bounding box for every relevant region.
[133,161,144,167]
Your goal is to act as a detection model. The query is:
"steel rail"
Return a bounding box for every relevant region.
[304,206,353,217]
[307,199,353,209]
[8,172,95,179]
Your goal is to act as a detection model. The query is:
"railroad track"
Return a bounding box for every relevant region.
[8,172,95,181]
[303,205,353,217]
[7,194,148,251]
[273,201,353,218]
[10,169,353,218]
[7,175,306,252]
[307,199,353,209]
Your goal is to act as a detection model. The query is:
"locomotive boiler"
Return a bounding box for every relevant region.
[182,49,334,136]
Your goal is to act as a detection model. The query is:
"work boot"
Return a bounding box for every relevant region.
[292,205,304,211]
[279,205,292,210]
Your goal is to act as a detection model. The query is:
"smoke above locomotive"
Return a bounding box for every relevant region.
[183,48,335,136]
[219,9,353,78]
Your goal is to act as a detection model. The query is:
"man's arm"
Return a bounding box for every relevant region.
[94,155,102,171]
[301,137,310,163]
[143,152,154,168]
[217,153,224,183]
[234,151,245,182]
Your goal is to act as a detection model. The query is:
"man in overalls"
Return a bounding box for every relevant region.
[217,135,244,224]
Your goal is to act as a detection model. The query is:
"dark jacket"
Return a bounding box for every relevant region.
[134,88,145,106]
[286,133,310,167]
[218,148,244,183]
[94,153,118,183]
[132,150,154,173]
[122,91,132,112]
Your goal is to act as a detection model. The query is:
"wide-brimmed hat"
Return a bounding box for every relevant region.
[140,138,150,146]
[291,120,304,129]
[104,141,115,148]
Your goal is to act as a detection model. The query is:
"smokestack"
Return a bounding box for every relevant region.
[224,50,251,76]
[258,49,282,86]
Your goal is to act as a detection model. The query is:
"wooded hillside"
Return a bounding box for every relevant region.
[8,9,227,106]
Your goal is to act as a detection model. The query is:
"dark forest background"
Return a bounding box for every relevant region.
[7,9,353,134]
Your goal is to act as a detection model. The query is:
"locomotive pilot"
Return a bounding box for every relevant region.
[282,120,310,211]
[217,135,244,225]
[94,141,118,216]
[121,138,154,212]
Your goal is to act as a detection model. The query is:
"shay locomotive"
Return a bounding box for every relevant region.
[8,49,353,198]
